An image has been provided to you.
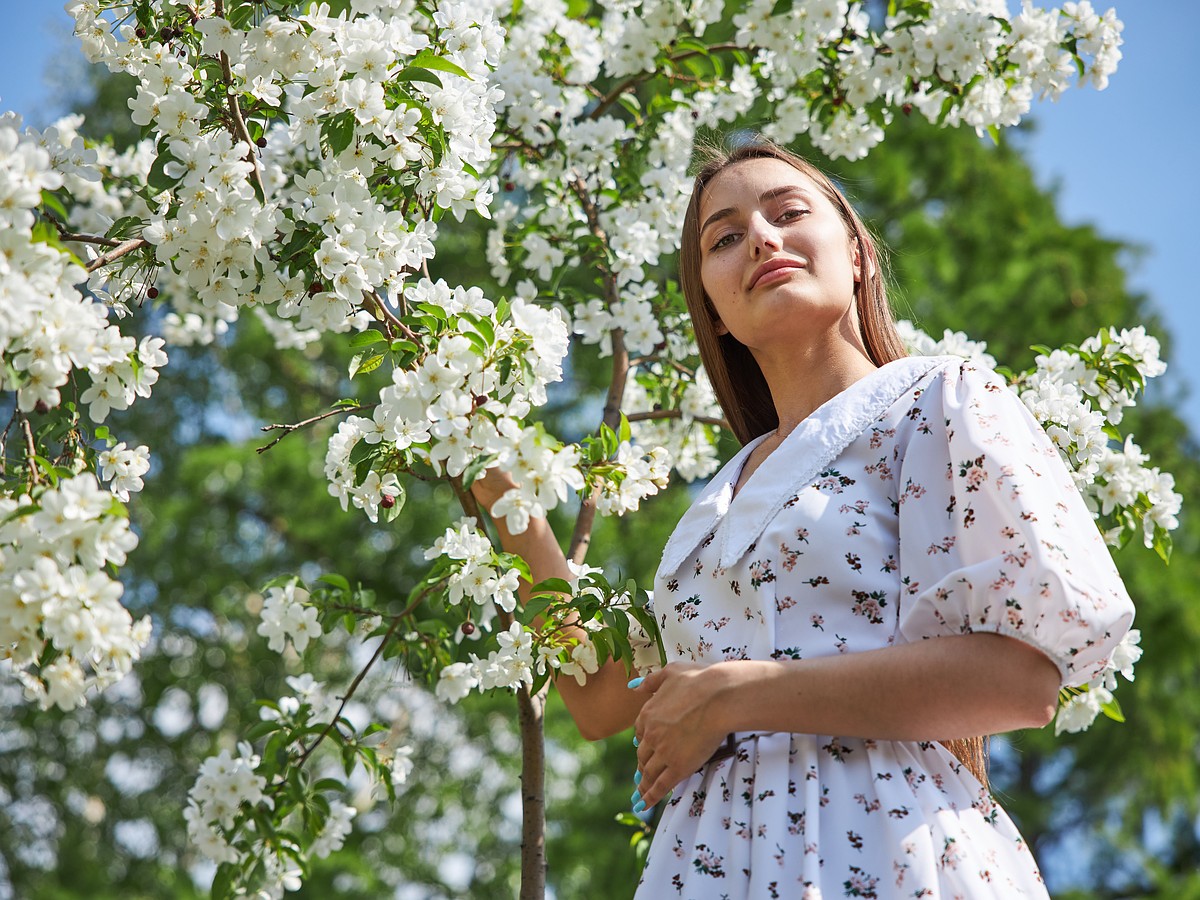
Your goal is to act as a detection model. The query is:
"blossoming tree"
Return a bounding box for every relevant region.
[0,0,1181,896]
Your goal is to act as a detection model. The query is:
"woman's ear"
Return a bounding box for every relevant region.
[851,238,876,284]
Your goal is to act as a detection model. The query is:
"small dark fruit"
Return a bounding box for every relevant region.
[147,286,160,299]
[902,103,913,116]
[503,181,515,192]
[255,136,267,148]
[135,26,147,39]
[380,493,396,509]
[461,621,476,636]
[34,400,50,415]
[308,281,323,295]
[160,26,173,41]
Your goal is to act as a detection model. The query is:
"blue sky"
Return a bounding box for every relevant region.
[2,3,1196,434]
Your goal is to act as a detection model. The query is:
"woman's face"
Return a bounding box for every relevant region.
[697,157,861,353]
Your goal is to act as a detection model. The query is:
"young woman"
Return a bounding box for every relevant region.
[471,140,1134,898]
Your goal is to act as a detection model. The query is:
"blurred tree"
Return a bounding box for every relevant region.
[3,77,1196,900]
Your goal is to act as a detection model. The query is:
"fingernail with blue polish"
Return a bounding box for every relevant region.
[632,736,639,747]
[633,800,647,814]
[627,677,643,689]
[631,789,641,805]
[633,770,642,784]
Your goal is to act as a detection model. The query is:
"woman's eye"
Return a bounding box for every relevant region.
[711,232,738,250]
[778,207,809,222]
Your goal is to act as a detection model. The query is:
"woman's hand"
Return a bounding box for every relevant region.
[468,464,518,514]
[630,663,730,808]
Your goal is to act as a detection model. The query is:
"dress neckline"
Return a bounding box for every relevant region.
[655,355,957,580]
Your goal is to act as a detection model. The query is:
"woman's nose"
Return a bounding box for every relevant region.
[747,212,781,256]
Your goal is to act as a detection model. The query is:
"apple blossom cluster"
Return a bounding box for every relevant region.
[67,0,501,347]
[482,0,1125,515]
[424,517,522,613]
[622,364,723,483]
[0,474,150,711]
[432,560,662,705]
[0,115,167,424]
[256,580,322,654]
[97,442,151,501]
[323,286,591,533]
[1055,628,1143,734]
[435,613,601,703]
[184,744,268,866]
[186,666,414,896]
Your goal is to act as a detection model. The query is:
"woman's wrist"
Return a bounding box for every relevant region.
[707,659,788,735]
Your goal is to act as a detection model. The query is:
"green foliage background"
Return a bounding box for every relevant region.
[2,57,1198,900]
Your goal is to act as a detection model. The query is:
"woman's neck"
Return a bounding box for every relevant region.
[753,328,878,436]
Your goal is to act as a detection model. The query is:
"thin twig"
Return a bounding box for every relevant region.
[57,231,123,247]
[628,354,698,377]
[22,419,40,487]
[363,290,420,343]
[626,408,728,429]
[294,615,404,770]
[588,42,740,119]
[213,0,266,199]
[294,575,448,771]
[86,238,149,273]
[256,404,372,454]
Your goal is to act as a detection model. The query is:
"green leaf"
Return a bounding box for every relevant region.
[318,573,350,591]
[40,189,69,221]
[146,147,181,194]
[320,110,356,156]
[531,577,572,595]
[394,66,444,89]
[518,596,552,625]
[618,412,632,444]
[211,863,237,900]
[1100,695,1125,723]
[410,50,469,79]
[349,329,385,349]
[461,452,497,489]
[349,351,386,378]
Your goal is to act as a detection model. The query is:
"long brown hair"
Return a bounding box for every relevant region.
[679,137,988,789]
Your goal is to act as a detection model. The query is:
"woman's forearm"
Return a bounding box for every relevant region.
[709,632,1060,740]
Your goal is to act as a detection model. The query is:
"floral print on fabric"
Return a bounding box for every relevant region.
[634,357,1134,900]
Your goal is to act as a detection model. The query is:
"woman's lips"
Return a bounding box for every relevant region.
[748,258,805,290]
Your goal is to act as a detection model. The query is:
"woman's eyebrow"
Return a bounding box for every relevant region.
[700,185,811,235]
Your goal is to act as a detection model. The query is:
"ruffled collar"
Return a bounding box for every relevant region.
[656,355,955,579]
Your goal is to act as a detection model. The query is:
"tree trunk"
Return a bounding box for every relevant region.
[517,681,549,899]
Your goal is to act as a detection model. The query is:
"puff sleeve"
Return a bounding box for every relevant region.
[896,360,1134,688]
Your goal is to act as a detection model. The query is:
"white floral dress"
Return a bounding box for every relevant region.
[634,356,1134,900]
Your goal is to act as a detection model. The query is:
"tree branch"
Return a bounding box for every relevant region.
[626,408,728,429]
[58,231,123,248]
[256,404,372,454]
[85,238,149,273]
[569,327,628,565]
[213,0,266,200]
